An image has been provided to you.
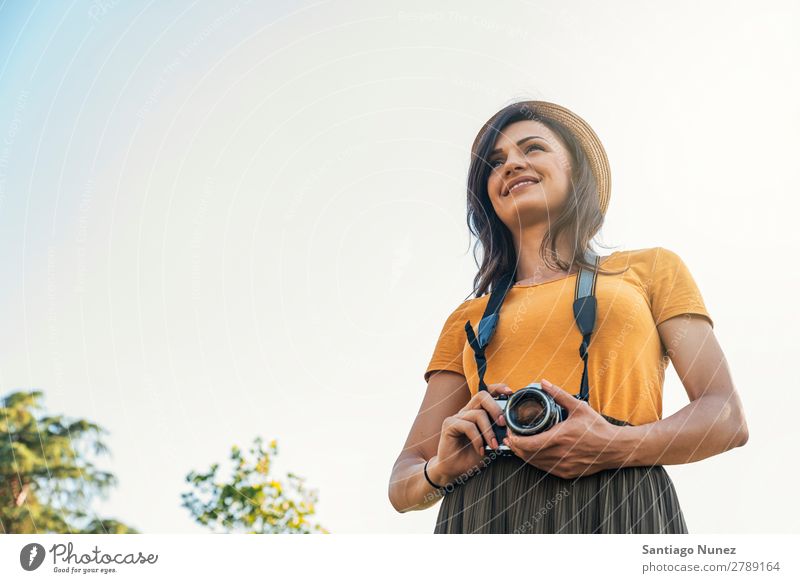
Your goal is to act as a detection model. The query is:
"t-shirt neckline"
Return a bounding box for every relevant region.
[511,251,618,289]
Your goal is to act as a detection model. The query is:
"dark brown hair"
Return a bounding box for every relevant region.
[466,101,628,298]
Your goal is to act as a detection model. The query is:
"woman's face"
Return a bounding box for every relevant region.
[485,120,573,231]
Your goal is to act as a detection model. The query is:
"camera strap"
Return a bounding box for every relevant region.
[463,268,516,393]
[573,250,600,402]
[465,250,601,400]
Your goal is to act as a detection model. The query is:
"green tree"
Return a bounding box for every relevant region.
[0,390,138,534]
[182,436,327,533]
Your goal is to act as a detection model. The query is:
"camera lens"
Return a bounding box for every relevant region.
[511,397,545,426]
[505,385,559,435]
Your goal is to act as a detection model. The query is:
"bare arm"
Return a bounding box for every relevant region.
[609,314,749,468]
[388,370,470,513]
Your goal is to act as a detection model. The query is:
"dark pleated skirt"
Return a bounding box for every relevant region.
[433,455,688,534]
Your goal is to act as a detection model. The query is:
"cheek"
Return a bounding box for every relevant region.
[486,175,506,208]
[556,152,571,170]
[486,172,501,196]
[553,157,572,186]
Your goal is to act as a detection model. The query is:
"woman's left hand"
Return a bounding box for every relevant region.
[502,379,624,479]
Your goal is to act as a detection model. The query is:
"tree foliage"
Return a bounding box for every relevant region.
[0,390,138,534]
[182,436,327,533]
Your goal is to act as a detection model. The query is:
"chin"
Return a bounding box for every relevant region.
[501,205,562,226]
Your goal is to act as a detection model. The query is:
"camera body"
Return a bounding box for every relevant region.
[486,382,569,457]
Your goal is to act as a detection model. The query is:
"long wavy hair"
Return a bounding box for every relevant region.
[466,101,628,298]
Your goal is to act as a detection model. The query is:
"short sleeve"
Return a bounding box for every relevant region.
[649,247,714,329]
[423,300,472,382]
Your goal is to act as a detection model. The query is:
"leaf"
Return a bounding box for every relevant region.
[181,435,326,534]
[0,390,136,534]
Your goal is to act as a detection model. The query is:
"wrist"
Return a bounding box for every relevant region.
[425,455,450,488]
[603,424,646,469]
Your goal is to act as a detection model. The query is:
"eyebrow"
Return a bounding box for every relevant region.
[488,135,547,158]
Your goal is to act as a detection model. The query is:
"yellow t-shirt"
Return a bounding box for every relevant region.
[424,247,713,426]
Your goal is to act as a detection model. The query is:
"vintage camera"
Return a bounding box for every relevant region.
[486,382,570,457]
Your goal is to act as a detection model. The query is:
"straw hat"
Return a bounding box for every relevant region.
[479,100,611,216]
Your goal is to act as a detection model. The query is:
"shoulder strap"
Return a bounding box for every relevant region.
[465,250,602,397]
[573,249,601,401]
[464,268,516,392]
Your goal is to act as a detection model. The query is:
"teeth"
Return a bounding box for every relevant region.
[507,179,539,194]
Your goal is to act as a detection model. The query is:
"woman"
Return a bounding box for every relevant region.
[387,100,749,534]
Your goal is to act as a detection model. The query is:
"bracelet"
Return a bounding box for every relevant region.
[424,458,445,490]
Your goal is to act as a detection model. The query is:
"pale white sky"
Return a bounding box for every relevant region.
[0,0,797,533]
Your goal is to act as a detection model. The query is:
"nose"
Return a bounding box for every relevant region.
[499,148,529,175]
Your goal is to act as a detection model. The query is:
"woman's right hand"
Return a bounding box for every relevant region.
[427,383,513,487]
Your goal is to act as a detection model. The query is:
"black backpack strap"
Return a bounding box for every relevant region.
[573,249,600,402]
[464,269,516,392]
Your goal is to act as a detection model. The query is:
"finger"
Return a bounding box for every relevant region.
[505,424,560,451]
[463,384,512,410]
[445,417,485,456]
[465,390,508,425]
[488,385,512,427]
[458,409,498,450]
[486,383,514,398]
[540,379,582,411]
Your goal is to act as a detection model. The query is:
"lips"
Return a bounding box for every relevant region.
[503,176,541,197]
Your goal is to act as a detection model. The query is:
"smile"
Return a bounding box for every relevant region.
[504,179,540,196]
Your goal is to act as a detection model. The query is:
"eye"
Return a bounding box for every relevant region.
[488,143,543,169]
